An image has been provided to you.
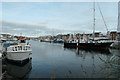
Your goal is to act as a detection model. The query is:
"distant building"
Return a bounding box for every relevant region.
[110,31,117,40]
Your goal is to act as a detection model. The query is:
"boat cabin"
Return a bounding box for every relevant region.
[19,39,26,43]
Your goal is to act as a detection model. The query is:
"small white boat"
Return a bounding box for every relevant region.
[3,37,32,61]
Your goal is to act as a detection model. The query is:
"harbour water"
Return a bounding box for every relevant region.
[3,40,120,78]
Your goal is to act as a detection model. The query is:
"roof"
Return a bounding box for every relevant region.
[18,36,26,39]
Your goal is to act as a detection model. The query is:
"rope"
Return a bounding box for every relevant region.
[97,2,109,33]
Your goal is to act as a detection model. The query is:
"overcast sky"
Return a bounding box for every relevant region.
[0,2,119,37]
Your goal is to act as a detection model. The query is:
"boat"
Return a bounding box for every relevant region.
[40,39,52,43]
[64,39,78,48]
[53,39,64,43]
[64,2,113,50]
[2,36,32,62]
[78,42,113,50]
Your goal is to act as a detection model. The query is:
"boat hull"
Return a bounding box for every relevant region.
[78,42,113,50]
[64,42,113,50]
[64,43,77,48]
[6,51,32,61]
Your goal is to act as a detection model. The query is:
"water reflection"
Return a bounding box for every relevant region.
[64,47,119,78]
[99,49,120,78]
[64,48,111,57]
[5,60,32,79]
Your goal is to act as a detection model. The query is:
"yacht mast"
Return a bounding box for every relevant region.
[117,1,120,41]
[93,0,96,40]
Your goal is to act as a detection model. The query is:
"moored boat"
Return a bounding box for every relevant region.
[3,37,32,62]
[64,38,113,49]
[78,42,113,50]
[53,39,64,43]
[64,2,113,50]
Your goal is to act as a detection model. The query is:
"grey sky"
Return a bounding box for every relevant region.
[0,2,119,37]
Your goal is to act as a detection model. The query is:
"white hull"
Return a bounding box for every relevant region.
[6,51,32,61]
[2,38,32,61]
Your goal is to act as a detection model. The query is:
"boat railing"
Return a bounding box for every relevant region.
[7,45,31,52]
[97,40,116,43]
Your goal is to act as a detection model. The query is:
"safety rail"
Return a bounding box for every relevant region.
[7,45,31,52]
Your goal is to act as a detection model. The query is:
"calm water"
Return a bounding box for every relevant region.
[5,40,120,78]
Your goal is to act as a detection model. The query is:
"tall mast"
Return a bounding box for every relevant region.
[117,1,120,41]
[93,0,95,40]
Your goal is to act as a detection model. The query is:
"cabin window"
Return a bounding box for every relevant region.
[26,46,27,50]
[20,40,26,43]
[28,46,30,50]
[15,47,17,51]
[18,46,20,50]
[23,46,25,50]
[12,47,14,51]
[20,46,22,50]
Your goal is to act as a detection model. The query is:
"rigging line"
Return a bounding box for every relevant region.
[97,2,109,33]
[117,6,120,32]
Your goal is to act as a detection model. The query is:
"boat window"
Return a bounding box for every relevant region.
[20,46,22,50]
[20,40,26,43]
[15,47,17,51]
[12,47,14,51]
[23,46,25,50]
[28,46,30,50]
[18,46,20,50]
[26,46,27,50]
[3,43,10,47]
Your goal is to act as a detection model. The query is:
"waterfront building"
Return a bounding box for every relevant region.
[110,31,117,40]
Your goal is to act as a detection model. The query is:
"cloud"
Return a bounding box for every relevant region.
[1,20,49,36]
[0,17,118,37]
[0,20,81,36]
[1,0,120,2]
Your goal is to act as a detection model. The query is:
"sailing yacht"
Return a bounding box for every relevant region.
[64,2,113,50]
